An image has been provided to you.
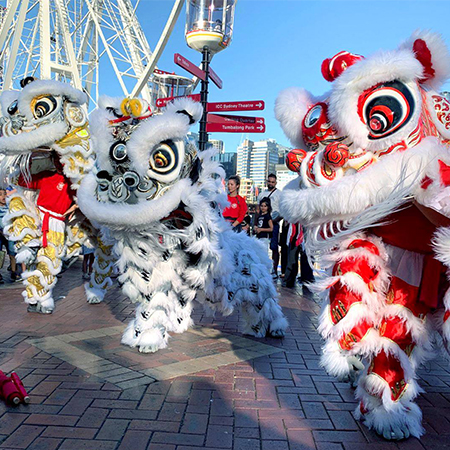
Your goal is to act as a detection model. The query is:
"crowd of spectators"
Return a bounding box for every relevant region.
[224,174,314,289]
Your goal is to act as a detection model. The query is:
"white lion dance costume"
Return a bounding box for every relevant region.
[276,31,450,440]
[0,79,112,313]
[77,97,288,353]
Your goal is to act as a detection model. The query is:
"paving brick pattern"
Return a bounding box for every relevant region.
[1,260,450,449]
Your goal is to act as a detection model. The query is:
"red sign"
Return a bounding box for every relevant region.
[206,122,266,133]
[207,113,264,125]
[174,53,206,81]
[207,100,265,112]
[208,67,222,89]
[156,94,201,108]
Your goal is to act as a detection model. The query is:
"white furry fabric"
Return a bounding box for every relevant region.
[79,99,288,353]
[275,30,450,441]
[279,137,447,226]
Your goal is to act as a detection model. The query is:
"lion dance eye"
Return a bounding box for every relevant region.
[109,141,128,163]
[358,80,415,140]
[149,141,178,174]
[33,96,57,119]
[7,100,18,116]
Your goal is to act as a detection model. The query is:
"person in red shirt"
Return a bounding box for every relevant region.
[222,175,247,232]
[15,153,76,314]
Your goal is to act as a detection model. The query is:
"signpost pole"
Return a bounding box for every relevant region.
[199,46,211,152]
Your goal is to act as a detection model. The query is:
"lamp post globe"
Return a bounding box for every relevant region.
[185,0,236,55]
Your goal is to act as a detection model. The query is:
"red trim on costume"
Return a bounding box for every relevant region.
[371,204,436,254]
[444,310,450,323]
[368,351,407,401]
[385,276,431,319]
[379,316,415,356]
[329,284,363,325]
[439,159,450,187]
[421,176,433,189]
[413,39,435,82]
[38,207,65,248]
[338,320,372,351]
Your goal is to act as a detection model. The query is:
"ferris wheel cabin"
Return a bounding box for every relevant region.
[151,70,194,109]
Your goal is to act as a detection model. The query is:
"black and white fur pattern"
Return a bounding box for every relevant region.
[78,97,288,352]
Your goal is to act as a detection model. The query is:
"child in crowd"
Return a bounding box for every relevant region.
[253,197,273,250]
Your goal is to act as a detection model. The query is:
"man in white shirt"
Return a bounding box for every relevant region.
[257,173,282,278]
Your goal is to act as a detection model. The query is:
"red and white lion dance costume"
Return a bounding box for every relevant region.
[276,31,450,440]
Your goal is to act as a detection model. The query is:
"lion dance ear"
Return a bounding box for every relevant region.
[402,30,450,90]
[275,87,318,149]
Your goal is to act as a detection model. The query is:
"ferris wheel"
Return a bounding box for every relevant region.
[0,0,193,106]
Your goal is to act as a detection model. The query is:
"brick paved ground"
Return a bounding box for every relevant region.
[1,259,450,449]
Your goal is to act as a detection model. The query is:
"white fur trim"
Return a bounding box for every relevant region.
[17,80,86,122]
[274,87,322,148]
[0,122,69,153]
[279,137,447,225]
[78,174,191,229]
[400,30,450,90]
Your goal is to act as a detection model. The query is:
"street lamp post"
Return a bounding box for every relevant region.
[185,0,236,151]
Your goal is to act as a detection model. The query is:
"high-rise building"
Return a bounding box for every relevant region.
[213,152,237,179]
[237,138,285,190]
[209,139,225,154]
[275,163,298,190]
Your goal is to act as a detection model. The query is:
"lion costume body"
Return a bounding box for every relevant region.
[0,79,112,313]
[276,31,450,439]
[77,97,288,353]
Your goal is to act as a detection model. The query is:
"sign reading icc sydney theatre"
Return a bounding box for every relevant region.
[156,52,266,134]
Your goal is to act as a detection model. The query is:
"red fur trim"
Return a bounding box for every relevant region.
[439,159,450,187]
[385,276,431,320]
[321,51,364,82]
[444,310,450,322]
[420,176,433,189]
[379,316,415,356]
[413,39,435,82]
[368,351,407,402]
[338,320,373,350]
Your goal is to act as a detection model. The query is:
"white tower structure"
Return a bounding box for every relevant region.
[0,0,191,105]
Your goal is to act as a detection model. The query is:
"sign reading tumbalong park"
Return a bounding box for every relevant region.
[206,122,266,133]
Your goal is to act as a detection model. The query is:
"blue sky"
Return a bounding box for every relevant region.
[101,0,450,153]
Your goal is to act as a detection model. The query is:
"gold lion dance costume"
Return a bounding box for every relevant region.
[276,31,450,440]
[0,78,111,313]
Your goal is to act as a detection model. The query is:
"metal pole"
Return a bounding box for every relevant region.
[198,45,210,152]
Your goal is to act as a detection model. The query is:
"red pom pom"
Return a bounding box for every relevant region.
[286,149,307,173]
[321,51,364,82]
[323,142,349,168]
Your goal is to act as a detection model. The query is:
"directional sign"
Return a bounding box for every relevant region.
[207,100,265,113]
[206,122,266,133]
[207,113,264,125]
[208,67,223,89]
[174,53,206,81]
[156,94,201,108]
